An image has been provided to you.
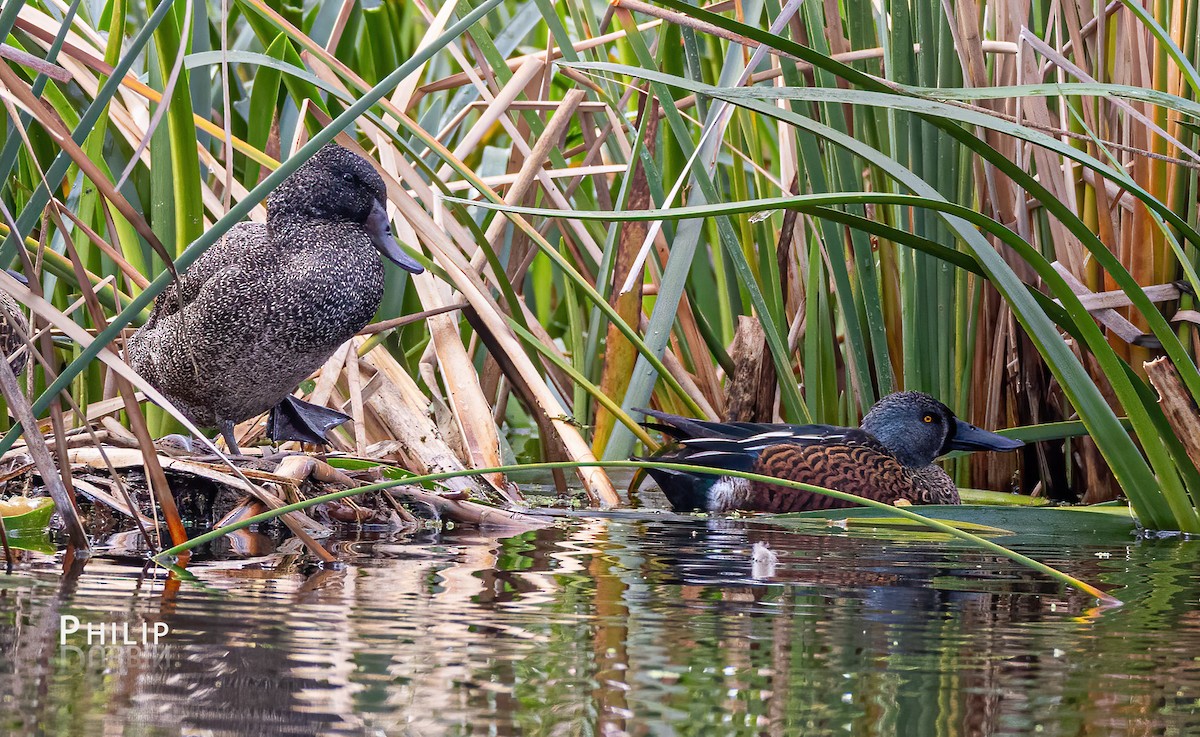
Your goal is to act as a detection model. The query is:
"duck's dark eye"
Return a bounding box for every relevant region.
[923,415,934,423]
[341,172,356,184]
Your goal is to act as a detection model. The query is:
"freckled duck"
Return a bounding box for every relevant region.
[126,144,424,452]
[636,391,1024,513]
[0,272,30,377]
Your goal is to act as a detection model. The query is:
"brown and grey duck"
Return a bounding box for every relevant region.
[637,392,1024,513]
[126,144,424,452]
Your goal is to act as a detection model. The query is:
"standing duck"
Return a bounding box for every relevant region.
[126,144,424,452]
[637,391,1024,513]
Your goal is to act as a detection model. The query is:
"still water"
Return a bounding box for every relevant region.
[1,513,1198,736]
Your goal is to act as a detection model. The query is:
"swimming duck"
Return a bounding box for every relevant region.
[126,144,424,453]
[637,392,1024,513]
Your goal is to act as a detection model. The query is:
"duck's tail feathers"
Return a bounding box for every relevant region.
[634,408,717,441]
[636,407,776,441]
[637,407,850,446]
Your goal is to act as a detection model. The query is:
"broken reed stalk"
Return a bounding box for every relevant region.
[0,351,89,552]
[154,460,1122,607]
[388,485,550,529]
[58,226,190,549]
[1144,357,1200,470]
[358,302,468,335]
[13,286,160,551]
[114,375,190,548]
[0,42,72,82]
[192,455,337,564]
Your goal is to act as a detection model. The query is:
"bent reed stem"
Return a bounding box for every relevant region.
[154,459,1122,607]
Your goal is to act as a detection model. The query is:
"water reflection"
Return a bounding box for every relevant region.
[0,519,1197,736]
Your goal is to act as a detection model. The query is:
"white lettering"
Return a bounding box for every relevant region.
[84,622,105,645]
[58,617,171,647]
[59,615,80,645]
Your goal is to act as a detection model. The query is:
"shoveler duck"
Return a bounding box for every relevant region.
[126,144,424,453]
[637,391,1024,513]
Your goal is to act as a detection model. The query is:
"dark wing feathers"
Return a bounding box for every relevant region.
[679,428,853,454]
[667,449,756,470]
[640,407,845,442]
[637,407,871,452]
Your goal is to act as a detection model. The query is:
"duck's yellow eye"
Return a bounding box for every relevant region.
[923,415,934,423]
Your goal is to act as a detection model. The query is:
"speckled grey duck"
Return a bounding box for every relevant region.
[638,392,1024,513]
[0,284,30,377]
[126,144,424,451]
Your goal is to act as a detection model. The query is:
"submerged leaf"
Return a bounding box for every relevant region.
[0,497,55,544]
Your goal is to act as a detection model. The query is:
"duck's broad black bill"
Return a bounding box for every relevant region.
[946,418,1024,453]
[366,200,424,274]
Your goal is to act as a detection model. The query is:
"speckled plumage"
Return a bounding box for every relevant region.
[126,144,423,441]
[637,392,1022,513]
[0,289,29,377]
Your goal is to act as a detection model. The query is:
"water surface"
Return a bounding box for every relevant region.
[2,515,1198,736]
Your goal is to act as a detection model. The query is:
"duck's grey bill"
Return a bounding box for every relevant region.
[367,200,424,274]
[947,418,1024,452]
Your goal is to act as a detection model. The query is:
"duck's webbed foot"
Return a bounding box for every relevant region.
[266,395,351,445]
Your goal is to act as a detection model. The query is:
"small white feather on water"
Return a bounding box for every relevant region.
[751,542,779,580]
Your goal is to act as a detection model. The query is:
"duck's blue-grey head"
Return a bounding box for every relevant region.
[267,144,424,274]
[862,391,1024,467]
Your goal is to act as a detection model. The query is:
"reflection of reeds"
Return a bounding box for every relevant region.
[1,0,1199,544]
[1,522,1192,734]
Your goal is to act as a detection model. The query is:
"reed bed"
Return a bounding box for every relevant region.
[0,0,1199,546]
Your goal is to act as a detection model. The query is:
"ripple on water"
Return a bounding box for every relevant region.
[0,518,1198,736]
